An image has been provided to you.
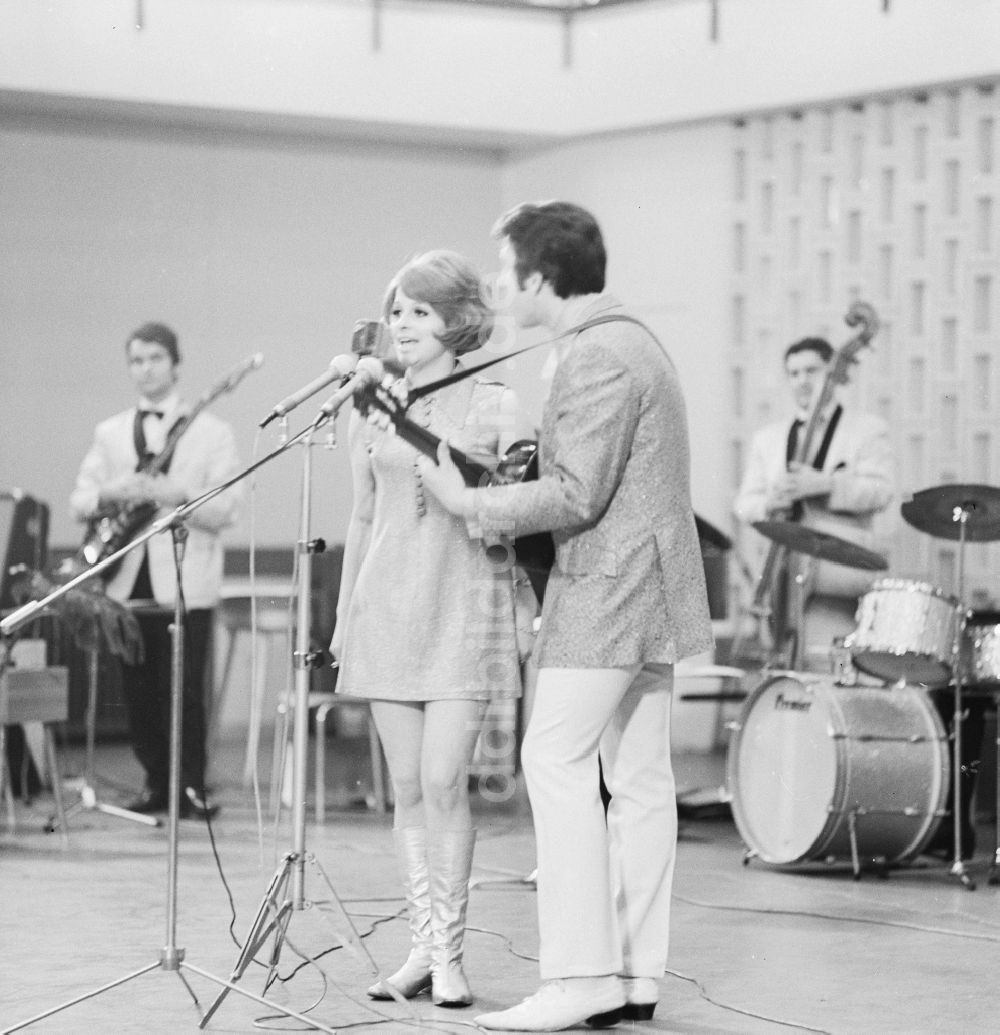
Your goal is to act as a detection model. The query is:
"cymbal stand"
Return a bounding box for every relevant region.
[758,550,807,672]
[948,503,975,891]
[787,555,809,673]
[55,645,160,830]
[1,465,358,1032]
[200,416,395,1029]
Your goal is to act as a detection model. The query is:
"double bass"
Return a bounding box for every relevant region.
[747,301,879,668]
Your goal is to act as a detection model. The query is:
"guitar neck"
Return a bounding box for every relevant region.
[140,354,259,476]
[142,414,191,475]
[391,417,492,489]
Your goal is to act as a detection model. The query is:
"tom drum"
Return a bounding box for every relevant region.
[845,578,967,687]
[727,673,949,867]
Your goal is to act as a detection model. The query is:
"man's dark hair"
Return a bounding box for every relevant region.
[127,321,180,365]
[784,336,833,365]
[493,201,606,299]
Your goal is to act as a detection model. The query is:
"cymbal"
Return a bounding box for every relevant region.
[901,483,1000,542]
[752,520,889,571]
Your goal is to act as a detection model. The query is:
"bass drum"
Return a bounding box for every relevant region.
[727,673,949,867]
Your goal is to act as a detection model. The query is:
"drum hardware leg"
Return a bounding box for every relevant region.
[848,811,861,880]
[943,506,976,891]
[950,858,976,890]
[946,688,977,891]
[55,646,161,830]
[991,690,1000,887]
[787,566,808,673]
[741,846,757,867]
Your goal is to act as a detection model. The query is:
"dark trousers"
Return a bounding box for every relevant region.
[122,608,212,796]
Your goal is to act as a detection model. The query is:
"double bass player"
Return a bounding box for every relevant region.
[734,330,894,669]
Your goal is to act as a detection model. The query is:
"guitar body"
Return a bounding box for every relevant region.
[354,383,555,601]
[70,353,262,579]
[493,440,555,602]
[77,501,160,578]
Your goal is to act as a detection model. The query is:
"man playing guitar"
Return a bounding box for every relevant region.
[70,322,242,819]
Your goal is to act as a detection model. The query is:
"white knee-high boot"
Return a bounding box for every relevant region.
[428,827,476,1007]
[367,827,433,1000]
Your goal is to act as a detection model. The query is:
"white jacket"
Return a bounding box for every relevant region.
[734,407,895,597]
[70,406,242,609]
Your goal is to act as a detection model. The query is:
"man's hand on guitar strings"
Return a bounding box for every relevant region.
[417,440,475,519]
[141,473,189,508]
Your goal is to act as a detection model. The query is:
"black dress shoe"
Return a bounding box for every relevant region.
[180,786,219,820]
[622,977,657,1020]
[124,788,168,814]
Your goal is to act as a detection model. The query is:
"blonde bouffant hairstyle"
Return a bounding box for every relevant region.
[382,250,494,356]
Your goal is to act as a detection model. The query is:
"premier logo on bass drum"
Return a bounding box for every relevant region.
[774,692,811,712]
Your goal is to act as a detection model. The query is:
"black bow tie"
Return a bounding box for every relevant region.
[141,409,165,419]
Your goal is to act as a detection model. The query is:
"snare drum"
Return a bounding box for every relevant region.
[727,673,949,867]
[845,578,967,686]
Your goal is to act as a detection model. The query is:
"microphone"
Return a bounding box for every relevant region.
[315,356,385,422]
[259,353,358,428]
[351,319,390,357]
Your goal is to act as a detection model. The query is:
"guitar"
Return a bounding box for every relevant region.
[352,380,555,601]
[748,300,879,665]
[75,353,263,578]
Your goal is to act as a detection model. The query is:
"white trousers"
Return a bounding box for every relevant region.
[521,663,676,980]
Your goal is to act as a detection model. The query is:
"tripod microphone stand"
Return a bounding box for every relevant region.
[1,440,374,1033]
[200,415,399,1030]
[55,643,161,831]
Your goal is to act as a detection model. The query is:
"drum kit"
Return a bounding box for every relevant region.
[728,483,1000,888]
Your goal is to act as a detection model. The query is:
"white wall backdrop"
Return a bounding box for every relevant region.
[0,119,503,550]
[730,80,1000,607]
[500,121,734,538]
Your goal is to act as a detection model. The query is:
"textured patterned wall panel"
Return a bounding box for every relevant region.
[731,81,1000,611]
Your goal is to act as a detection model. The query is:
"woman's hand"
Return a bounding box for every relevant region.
[418,441,474,518]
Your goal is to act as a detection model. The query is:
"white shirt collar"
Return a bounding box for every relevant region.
[138,391,183,421]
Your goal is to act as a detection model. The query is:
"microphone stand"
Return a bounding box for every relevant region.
[0,419,384,1033]
[200,411,399,1028]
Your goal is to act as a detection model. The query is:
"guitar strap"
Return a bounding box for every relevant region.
[406,313,667,405]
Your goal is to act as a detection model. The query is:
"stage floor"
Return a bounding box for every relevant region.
[1,730,998,1034]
